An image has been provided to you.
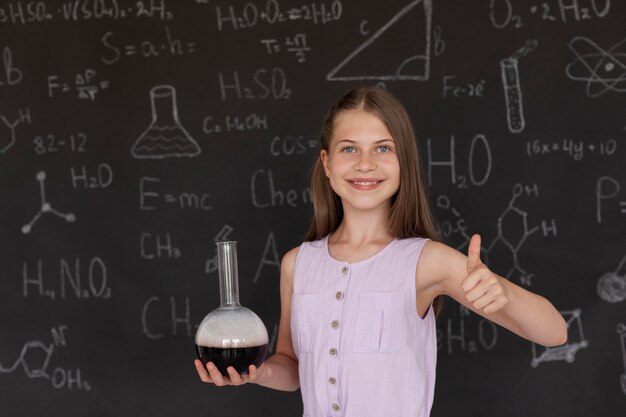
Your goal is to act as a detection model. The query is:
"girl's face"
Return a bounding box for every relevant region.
[320,109,400,212]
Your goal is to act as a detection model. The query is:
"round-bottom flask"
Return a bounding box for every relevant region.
[195,241,269,376]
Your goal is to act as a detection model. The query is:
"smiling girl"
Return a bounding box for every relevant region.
[195,86,568,417]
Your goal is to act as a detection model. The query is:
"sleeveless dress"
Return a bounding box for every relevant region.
[291,235,437,417]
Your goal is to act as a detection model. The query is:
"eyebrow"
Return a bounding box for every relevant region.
[335,139,394,145]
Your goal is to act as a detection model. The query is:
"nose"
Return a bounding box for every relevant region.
[354,152,376,172]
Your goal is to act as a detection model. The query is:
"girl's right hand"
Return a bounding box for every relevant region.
[194,360,263,387]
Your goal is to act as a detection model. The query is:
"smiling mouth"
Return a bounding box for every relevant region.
[347,179,384,189]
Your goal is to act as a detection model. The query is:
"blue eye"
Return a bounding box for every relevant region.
[377,145,391,153]
[342,146,356,153]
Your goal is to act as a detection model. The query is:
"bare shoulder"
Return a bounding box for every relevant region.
[280,245,302,291]
[281,245,301,276]
[421,239,463,261]
[418,240,467,295]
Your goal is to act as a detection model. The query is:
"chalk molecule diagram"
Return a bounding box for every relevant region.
[565,36,626,98]
[0,326,91,391]
[436,183,556,286]
[0,108,31,154]
[22,171,76,234]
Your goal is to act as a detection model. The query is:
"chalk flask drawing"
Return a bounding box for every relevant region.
[131,85,201,159]
[195,241,269,376]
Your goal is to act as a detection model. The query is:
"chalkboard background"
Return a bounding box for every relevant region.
[1,0,624,416]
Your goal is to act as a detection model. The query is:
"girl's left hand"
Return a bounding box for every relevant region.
[461,234,509,314]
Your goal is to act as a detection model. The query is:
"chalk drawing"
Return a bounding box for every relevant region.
[327,0,432,81]
[566,36,626,97]
[437,183,557,287]
[22,171,76,234]
[0,326,91,390]
[205,225,235,274]
[500,39,537,133]
[618,323,626,394]
[253,231,280,283]
[531,309,587,367]
[597,253,626,303]
[131,85,201,159]
[0,108,31,154]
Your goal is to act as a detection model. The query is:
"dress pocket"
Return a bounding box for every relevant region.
[292,293,320,353]
[353,292,405,353]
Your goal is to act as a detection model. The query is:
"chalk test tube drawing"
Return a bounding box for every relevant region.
[597,253,626,303]
[618,323,626,394]
[22,171,76,234]
[531,309,587,367]
[131,85,201,159]
[500,39,537,134]
[566,37,626,98]
[327,0,432,81]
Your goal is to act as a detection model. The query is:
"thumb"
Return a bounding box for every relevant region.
[467,234,482,273]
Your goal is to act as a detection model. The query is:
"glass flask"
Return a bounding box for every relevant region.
[195,241,269,376]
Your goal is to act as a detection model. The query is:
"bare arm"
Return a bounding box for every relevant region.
[421,235,568,347]
[254,246,300,391]
[194,246,300,391]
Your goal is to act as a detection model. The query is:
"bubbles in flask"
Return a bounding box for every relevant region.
[194,242,269,376]
[195,308,269,348]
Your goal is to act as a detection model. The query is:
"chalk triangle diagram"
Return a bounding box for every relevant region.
[327,0,432,82]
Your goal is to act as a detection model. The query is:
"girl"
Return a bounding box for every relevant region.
[194,86,568,416]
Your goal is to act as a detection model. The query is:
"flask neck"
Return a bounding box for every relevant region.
[150,85,178,126]
[217,241,240,307]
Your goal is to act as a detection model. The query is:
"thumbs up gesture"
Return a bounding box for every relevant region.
[461,234,509,314]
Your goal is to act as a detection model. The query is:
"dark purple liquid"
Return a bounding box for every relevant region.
[196,344,268,376]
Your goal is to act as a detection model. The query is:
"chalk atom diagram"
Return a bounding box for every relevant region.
[327,0,432,81]
[22,171,76,234]
[565,36,626,98]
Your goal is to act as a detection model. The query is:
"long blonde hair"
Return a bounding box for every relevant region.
[305,86,443,315]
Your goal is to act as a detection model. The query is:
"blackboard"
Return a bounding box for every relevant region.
[1,0,624,416]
